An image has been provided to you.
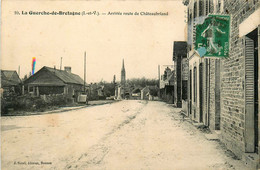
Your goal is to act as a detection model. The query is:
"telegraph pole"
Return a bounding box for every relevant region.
[84,51,86,92]
[158,65,160,98]
[60,57,62,70]
[18,65,20,76]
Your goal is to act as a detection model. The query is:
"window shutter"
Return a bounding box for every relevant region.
[205,0,209,15]
[244,36,255,152]
[193,23,196,47]
[199,0,203,16]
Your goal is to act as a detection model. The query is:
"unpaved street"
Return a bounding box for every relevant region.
[1,100,247,170]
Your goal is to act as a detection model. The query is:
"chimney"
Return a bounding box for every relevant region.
[64,66,71,73]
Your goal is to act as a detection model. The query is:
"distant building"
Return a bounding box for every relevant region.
[23,66,86,100]
[131,87,142,100]
[141,86,150,100]
[1,70,22,96]
[159,67,175,103]
[88,83,105,100]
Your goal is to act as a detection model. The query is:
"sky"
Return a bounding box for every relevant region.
[1,0,186,83]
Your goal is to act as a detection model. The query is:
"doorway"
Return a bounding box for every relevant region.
[245,28,258,153]
[189,70,192,116]
[199,63,203,123]
[215,59,221,130]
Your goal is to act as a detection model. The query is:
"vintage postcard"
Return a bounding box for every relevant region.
[1,0,259,170]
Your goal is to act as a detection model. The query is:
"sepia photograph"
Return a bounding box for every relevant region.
[1,0,259,169]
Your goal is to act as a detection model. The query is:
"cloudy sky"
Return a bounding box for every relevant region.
[1,0,186,83]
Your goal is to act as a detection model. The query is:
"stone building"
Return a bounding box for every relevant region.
[183,0,222,129]
[173,41,188,108]
[220,1,259,168]
[183,0,259,168]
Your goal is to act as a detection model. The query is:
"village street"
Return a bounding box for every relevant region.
[1,100,248,170]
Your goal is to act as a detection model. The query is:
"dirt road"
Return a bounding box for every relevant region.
[1,100,248,170]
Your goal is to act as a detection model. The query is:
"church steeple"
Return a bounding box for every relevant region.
[121,59,125,71]
[121,59,126,86]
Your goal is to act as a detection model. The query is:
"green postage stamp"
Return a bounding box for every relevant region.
[195,14,230,58]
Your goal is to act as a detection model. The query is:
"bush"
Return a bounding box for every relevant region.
[34,98,48,109]
[49,95,67,106]
[1,93,76,115]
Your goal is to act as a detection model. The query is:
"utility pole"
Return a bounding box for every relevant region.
[84,51,86,93]
[60,57,62,70]
[113,75,116,84]
[18,65,20,77]
[113,75,116,96]
[158,65,160,98]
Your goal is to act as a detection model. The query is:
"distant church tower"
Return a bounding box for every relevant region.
[121,59,126,86]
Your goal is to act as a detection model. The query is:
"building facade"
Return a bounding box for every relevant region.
[220,1,259,167]
[184,0,223,129]
[183,0,259,168]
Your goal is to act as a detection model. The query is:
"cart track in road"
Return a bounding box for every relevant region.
[65,100,148,169]
[65,101,248,170]
[2,100,248,170]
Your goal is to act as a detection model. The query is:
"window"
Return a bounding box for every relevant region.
[218,0,221,13]
[209,0,214,13]
[205,0,209,15]
[194,1,197,19]
[189,70,192,101]
[29,86,33,92]
[199,0,203,16]
[189,9,192,24]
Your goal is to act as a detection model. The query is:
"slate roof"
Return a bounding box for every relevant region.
[141,86,149,91]
[1,70,21,87]
[132,87,142,93]
[166,72,174,82]
[1,71,7,80]
[44,67,85,85]
[24,66,85,86]
[173,41,187,60]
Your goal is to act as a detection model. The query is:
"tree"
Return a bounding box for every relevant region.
[126,77,158,88]
[22,74,28,81]
[149,86,159,96]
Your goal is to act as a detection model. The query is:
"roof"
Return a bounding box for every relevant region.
[1,79,18,87]
[132,87,142,93]
[173,41,187,60]
[1,70,21,87]
[166,73,174,82]
[24,66,85,86]
[141,86,149,91]
[1,71,7,80]
[44,67,85,85]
